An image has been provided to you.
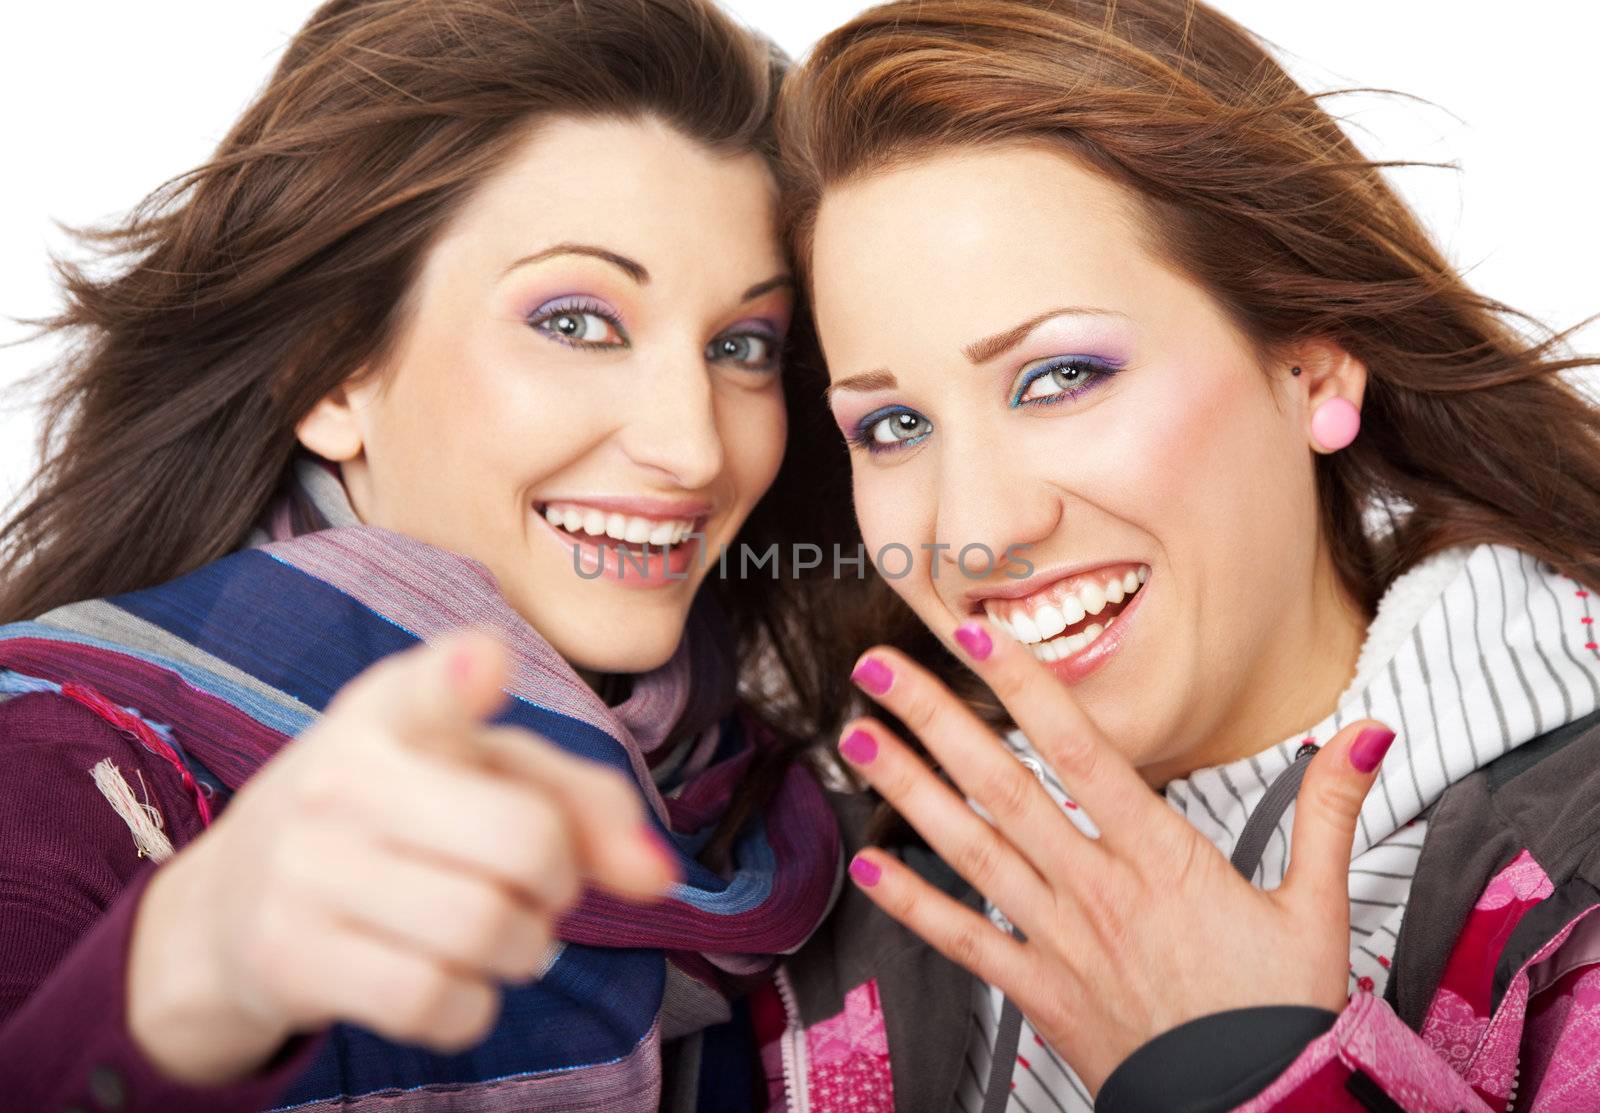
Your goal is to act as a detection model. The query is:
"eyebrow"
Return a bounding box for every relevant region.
[500,243,790,306]
[962,306,1125,364]
[825,306,1125,404]
[500,243,650,284]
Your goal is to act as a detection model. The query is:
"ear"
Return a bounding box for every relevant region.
[295,380,369,462]
[1287,340,1368,454]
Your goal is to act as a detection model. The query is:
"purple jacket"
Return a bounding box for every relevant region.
[0,691,322,1110]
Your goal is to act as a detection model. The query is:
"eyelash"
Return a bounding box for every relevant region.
[526,297,783,372]
[848,355,1121,456]
[1008,355,1120,408]
[527,296,627,350]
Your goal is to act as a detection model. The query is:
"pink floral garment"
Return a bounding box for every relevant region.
[1235,849,1600,1113]
[765,849,1600,1112]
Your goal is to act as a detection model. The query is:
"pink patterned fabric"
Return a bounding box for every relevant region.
[794,980,895,1113]
[772,852,1600,1111]
[1233,851,1600,1113]
[1414,850,1554,1104]
[1521,965,1600,1111]
[1236,991,1492,1112]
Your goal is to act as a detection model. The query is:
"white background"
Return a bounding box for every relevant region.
[3,3,1597,512]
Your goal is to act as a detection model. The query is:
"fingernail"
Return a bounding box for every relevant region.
[851,656,893,695]
[839,729,878,765]
[954,622,993,660]
[449,644,477,688]
[641,825,682,880]
[849,855,881,887]
[1350,727,1396,773]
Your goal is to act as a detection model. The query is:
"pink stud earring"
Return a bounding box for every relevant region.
[1310,397,1361,452]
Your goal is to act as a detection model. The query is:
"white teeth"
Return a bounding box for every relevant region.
[1027,621,1108,663]
[1079,580,1107,616]
[1059,593,1086,626]
[1034,603,1066,640]
[542,503,698,546]
[1011,611,1041,643]
[992,565,1150,656]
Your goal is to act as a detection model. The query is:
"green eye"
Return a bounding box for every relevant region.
[540,311,623,345]
[869,411,931,445]
[708,332,779,371]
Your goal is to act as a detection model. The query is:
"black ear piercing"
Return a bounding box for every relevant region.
[1290,366,1303,376]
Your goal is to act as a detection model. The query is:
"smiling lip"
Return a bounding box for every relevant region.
[533,510,703,589]
[962,559,1144,612]
[536,494,715,519]
[1043,574,1146,684]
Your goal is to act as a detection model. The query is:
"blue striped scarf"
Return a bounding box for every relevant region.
[0,459,841,1110]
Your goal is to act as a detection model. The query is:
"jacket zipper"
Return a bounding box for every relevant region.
[773,965,807,1113]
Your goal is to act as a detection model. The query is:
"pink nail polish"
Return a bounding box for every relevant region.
[1350,727,1396,773]
[839,729,878,764]
[641,825,683,879]
[849,855,881,887]
[449,645,477,687]
[852,657,893,695]
[954,622,993,660]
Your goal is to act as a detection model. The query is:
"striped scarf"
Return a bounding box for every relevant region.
[0,459,841,1111]
[960,542,1600,1113]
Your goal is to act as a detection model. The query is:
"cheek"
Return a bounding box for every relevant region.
[721,386,788,506]
[850,464,938,602]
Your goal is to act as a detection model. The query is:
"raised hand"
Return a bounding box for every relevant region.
[838,619,1392,1096]
[127,630,678,1084]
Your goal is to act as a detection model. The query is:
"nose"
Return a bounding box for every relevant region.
[616,347,726,490]
[932,427,1062,588]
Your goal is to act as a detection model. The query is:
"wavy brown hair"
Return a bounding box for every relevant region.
[0,0,859,831]
[776,0,1600,739]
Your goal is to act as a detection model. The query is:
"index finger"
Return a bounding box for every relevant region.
[331,629,510,752]
[475,726,680,901]
[941,617,1166,840]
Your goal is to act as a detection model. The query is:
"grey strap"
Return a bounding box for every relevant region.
[1229,742,1319,881]
[983,924,1027,1113]
[983,993,1025,1113]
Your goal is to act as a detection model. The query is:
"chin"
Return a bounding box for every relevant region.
[553,631,682,677]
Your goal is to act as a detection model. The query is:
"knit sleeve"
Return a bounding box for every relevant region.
[0,690,323,1111]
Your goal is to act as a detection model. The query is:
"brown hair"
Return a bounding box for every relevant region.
[777,0,1600,736]
[0,0,856,824]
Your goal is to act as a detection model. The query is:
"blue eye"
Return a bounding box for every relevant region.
[527,297,628,349]
[707,331,781,372]
[1009,355,1120,407]
[852,406,932,453]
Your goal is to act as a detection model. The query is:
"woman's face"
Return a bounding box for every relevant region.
[811,144,1358,771]
[300,115,790,675]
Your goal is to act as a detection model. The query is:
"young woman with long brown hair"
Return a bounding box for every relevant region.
[758,0,1600,1109]
[0,1,851,1109]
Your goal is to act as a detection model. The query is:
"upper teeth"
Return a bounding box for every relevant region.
[541,501,697,545]
[983,565,1148,660]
